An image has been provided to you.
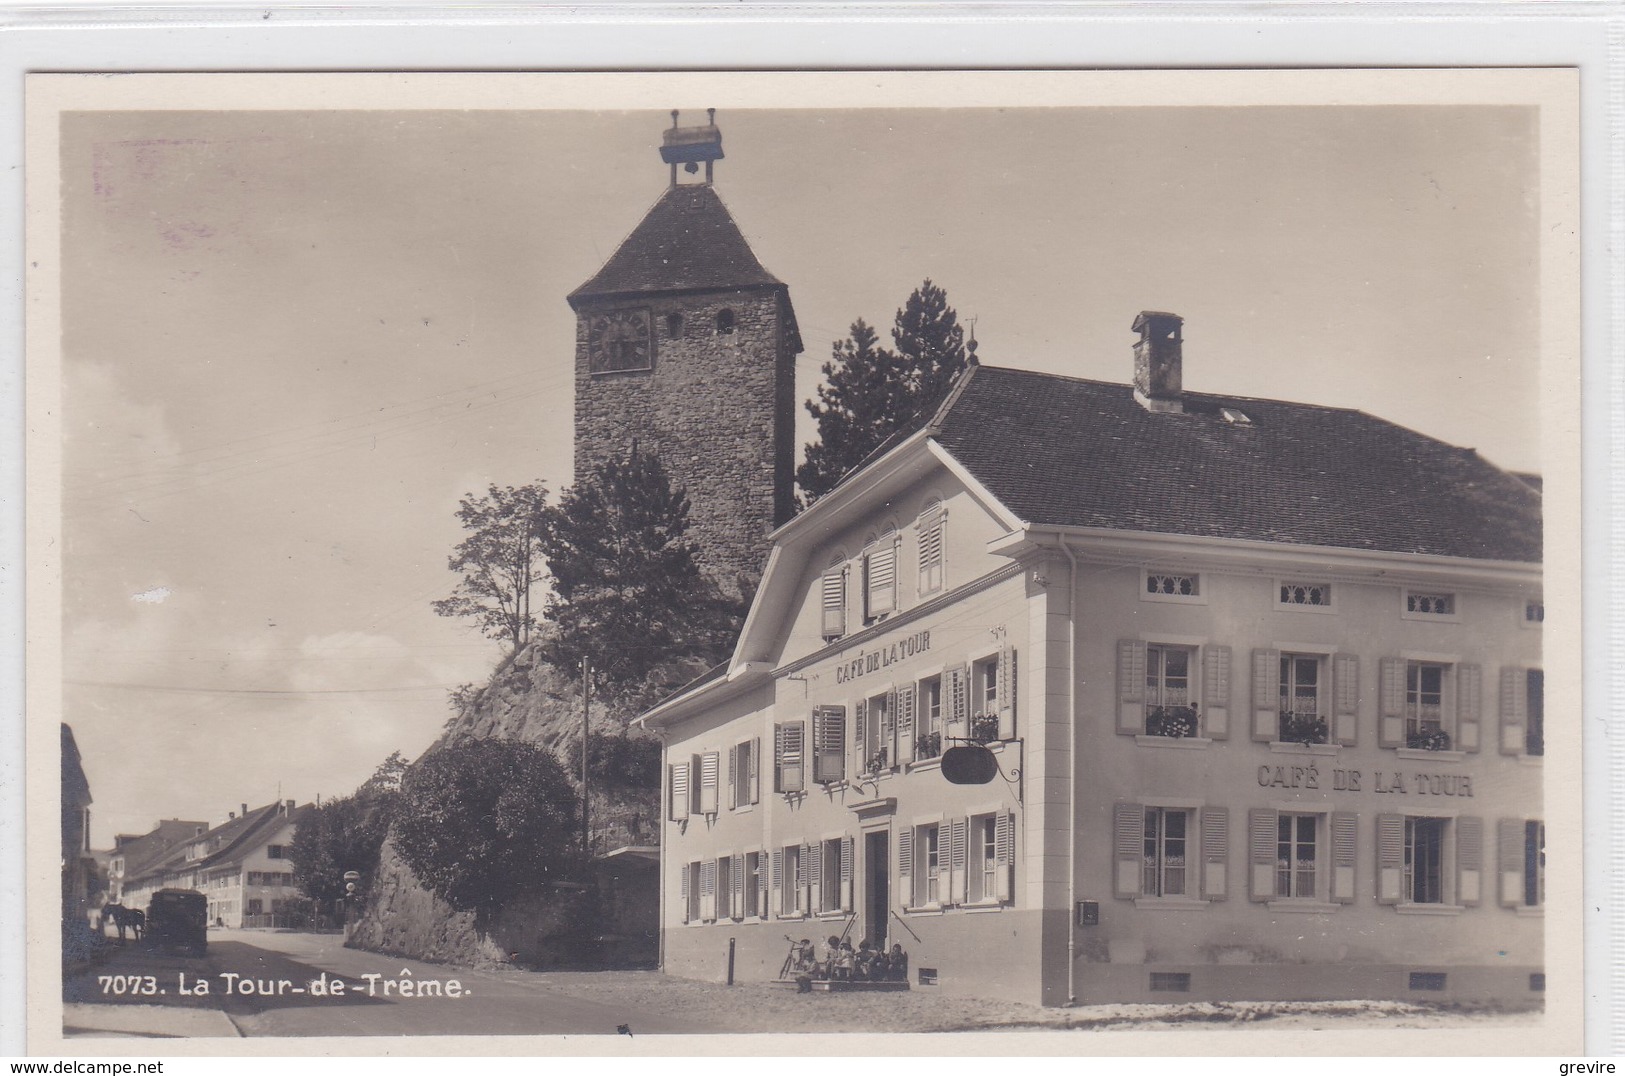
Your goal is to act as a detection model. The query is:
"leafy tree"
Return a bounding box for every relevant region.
[797,280,968,504]
[289,754,404,906]
[391,739,581,917]
[585,730,662,790]
[432,483,551,650]
[541,448,742,709]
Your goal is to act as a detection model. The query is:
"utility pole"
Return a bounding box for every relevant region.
[582,656,591,858]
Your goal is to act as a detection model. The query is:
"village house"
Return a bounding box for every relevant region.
[636,314,1544,1007]
[122,800,310,929]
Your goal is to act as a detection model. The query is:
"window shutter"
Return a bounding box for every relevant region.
[997,645,1017,740]
[679,862,690,923]
[778,722,805,793]
[841,837,854,911]
[668,763,690,822]
[1457,664,1482,752]
[701,860,716,922]
[750,737,761,804]
[1200,807,1228,900]
[1113,803,1143,898]
[771,847,783,905]
[807,841,823,913]
[1248,808,1277,902]
[1331,811,1357,903]
[949,818,969,905]
[813,707,846,784]
[1456,816,1483,906]
[918,504,945,594]
[1117,640,1147,735]
[896,686,917,766]
[853,699,868,774]
[866,542,897,617]
[994,810,1014,902]
[1500,667,1528,755]
[1203,645,1231,740]
[898,828,913,906]
[1252,649,1281,742]
[821,567,847,637]
[698,751,720,815]
[727,744,738,810]
[1376,813,1405,904]
[1379,658,1406,748]
[946,664,970,735]
[734,853,746,915]
[884,687,899,765]
[1498,818,1524,907]
[1334,654,1360,747]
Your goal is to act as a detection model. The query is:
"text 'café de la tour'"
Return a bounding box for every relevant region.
[580,114,1548,1008]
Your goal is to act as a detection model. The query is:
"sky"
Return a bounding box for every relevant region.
[57,102,1541,846]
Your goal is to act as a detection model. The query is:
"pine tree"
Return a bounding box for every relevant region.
[796,281,968,505]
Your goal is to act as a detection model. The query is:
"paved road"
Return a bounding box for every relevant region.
[64,930,714,1038]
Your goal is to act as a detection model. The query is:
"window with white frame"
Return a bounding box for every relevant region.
[773,721,805,793]
[971,656,1000,743]
[1406,662,1448,748]
[861,692,890,772]
[1406,591,1456,617]
[781,845,802,916]
[1404,816,1448,904]
[916,676,943,760]
[686,861,702,922]
[1279,653,1329,744]
[744,852,762,918]
[973,815,998,903]
[1142,807,1190,898]
[730,738,757,808]
[1279,581,1332,608]
[716,856,733,920]
[1145,571,1200,600]
[919,824,943,906]
[820,839,842,913]
[1145,645,1198,738]
[863,529,899,621]
[1275,813,1319,899]
[1524,600,1544,624]
[917,500,945,596]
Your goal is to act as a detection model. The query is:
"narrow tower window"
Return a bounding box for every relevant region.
[666,312,683,338]
[716,309,735,335]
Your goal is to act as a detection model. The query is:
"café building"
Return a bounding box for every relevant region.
[635,312,1545,1007]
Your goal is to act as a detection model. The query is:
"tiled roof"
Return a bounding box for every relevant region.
[569,184,783,303]
[932,365,1541,563]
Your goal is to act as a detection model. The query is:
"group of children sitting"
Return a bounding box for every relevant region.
[791,935,908,985]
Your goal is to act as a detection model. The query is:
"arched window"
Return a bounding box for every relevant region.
[666,312,684,339]
[716,309,735,335]
[864,526,899,621]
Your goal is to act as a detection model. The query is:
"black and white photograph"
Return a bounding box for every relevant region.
[25,69,1582,1054]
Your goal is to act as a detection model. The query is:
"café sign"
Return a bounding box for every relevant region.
[832,630,932,685]
[1257,763,1474,798]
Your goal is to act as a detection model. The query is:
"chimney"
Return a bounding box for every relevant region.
[1132,311,1184,413]
[285,799,296,815]
[241,803,249,819]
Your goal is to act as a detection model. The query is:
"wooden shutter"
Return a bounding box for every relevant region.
[994,810,1014,902]
[1117,640,1146,735]
[770,847,783,912]
[1500,667,1528,755]
[734,852,746,916]
[727,745,738,810]
[898,828,913,907]
[668,762,690,822]
[918,504,945,593]
[883,687,899,766]
[1201,807,1228,900]
[997,645,1017,740]
[701,860,716,922]
[1376,813,1405,904]
[813,707,846,784]
[946,664,969,735]
[853,699,868,774]
[1113,803,1143,898]
[821,567,847,637]
[840,837,854,911]
[698,751,720,815]
[679,861,690,923]
[777,721,805,793]
[1331,811,1358,903]
[866,542,897,617]
[1252,649,1282,742]
[1498,818,1524,906]
[896,686,917,766]
[749,737,761,804]
[949,818,969,905]
[1456,816,1483,906]
[1334,654,1360,747]
[1379,658,1406,748]
[807,841,823,913]
[1248,808,1277,902]
[1203,645,1231,740]
[1457,664,1482,752]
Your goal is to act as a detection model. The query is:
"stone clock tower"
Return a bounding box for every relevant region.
[567,112,802,587]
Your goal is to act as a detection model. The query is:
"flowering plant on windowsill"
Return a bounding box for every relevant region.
[970,714,1000,744]
[1145,704,1199,739]
[1278,711,1329,746]
[914,732,942,760]
[1407,727,1452,751]
[864,748,890,776]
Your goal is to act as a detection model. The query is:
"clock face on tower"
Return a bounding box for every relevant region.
[587,308,654,374]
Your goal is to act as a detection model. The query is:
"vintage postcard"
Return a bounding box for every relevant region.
[24,69,1583,1055]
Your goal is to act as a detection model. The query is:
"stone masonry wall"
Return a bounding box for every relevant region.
[573,286,795,588]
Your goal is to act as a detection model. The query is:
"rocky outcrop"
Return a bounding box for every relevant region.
[346,642,660,968]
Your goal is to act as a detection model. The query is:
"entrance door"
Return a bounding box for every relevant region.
[865,830,889,948]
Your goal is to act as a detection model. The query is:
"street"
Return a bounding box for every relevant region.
[63,929,717,1038]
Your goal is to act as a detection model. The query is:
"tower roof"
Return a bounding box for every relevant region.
[569,184,784,305]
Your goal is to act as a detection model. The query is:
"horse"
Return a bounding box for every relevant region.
[101,904,144,943]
